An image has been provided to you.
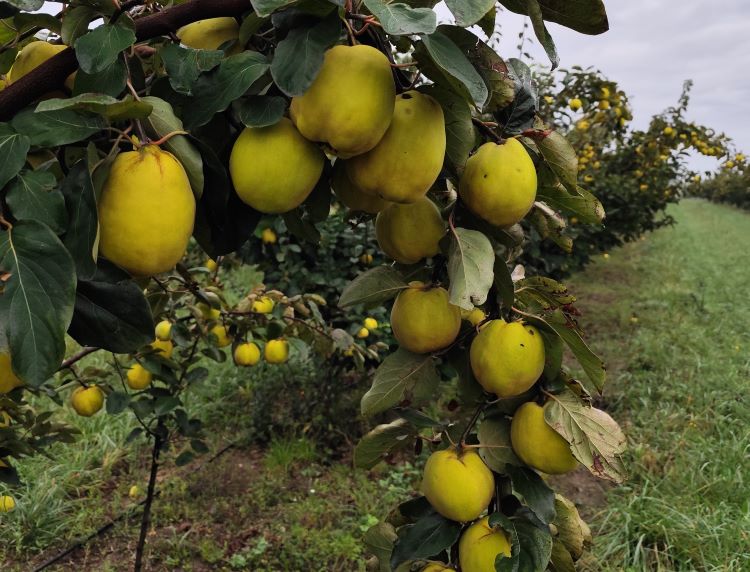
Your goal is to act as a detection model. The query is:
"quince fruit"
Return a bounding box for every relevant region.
[391,282,460,354]
[376,197,444,264]
[510,401,578,474]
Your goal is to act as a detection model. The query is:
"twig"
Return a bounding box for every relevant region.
[59,347,100,370]
[459,402,486,446]
[134,418,165,571]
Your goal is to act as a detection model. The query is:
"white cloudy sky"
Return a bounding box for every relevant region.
[437,1,750,171]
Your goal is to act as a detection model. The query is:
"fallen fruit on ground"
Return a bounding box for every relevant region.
[346,90,446,203]
[422,448,494,522]
[290,45,395,158]
[234,342,261,366]
[229,118,325,214]
[511,401,578,475]
[98,145,195,276]
[265,339,289,364]
[376,197,445,264]
[470,320,545,397]
[390,282,460,354]
[459,138,538,228]
[0,495,15,512]
[177,17,240,52]
[126,364,153,390]
[458,516,512,572]
[71,386,105,417]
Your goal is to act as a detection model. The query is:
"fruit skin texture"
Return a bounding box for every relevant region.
[422,564,456,572]
[71,386,105,417]
[331,162,389,214]
[470,320,544,398]
[510,401,578,474]
[290,45,395,158]
[9,42,75,90]
[0,353,23,394]
[422,448,494,522]
[391,283,460,354]
[459,139,538,228]
[234,342,261,366]
[376,197,444,264]
[265,339,289,364]
[459,516,512,572]
[347,90,446,203]
[177,17,240,52]
[229,118,324,214]
[0,495,15,512]
[98,145,195,276]
[210,325,232,348]
[127,364,152,390]
[155,320,172,341]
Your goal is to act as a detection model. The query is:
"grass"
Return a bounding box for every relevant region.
[1,199,748,571]
[565,200,750,571]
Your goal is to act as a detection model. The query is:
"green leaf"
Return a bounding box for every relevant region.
[390,513,461,569]
[13,11,61,34]
[515,276,576,310]
[447,227,495,311]
[552,494,590,561]
[60,161,98,280]
[537,183,604,224]
[5,170,67,235]
[239,12,269,45]
[445,0,495,27]
[526,130,577,193]
[494,257,515,311]
[354,418,414,469]
[236,95,287,128]
[424,85,475,173]
[513,518,553,572]
[73,58,127,98]
[250,0,297,17]
[160,44,224,95]
[363,0,437,35]
[549,539,576,572]
[67,261,155,354]
[154,395,181,416]
[420,30,488,107]
[526,0,559,69]
[270,11,341,97]
[478,415,521,471]
[0,221,76,386]
[524,308,605,391]
[141,97,203,199]
[545,390,627,483]
[478,5,497,37]
[339,266,408,308]
[106,391,131,414]
[498,0,608,35]
[361,348,439,417]
[74,22,136,74]
[35,94,153,121]
[506,465,556,524]
[11,108,106,147]
[363,522,398,572]
[0,123,30,189]
[1,0,43,10]
[497,58,537,136]
[61,6,96,46]
[185,51,270,129]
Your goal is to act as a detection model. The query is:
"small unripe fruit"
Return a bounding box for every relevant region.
[356,327,370,339]
[364,317,378,330]
[261,228,277,244]
[568,98,582,111]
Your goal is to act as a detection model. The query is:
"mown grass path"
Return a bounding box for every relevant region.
[566,200,749,571]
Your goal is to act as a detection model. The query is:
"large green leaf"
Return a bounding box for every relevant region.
[420,30,488,107]
[60,160,98,280]
[496,58,537,136]
[363,0,437,35]
[361,348,439,417]
[11,108,106,147]
[5,170,67,235]
[526,0,559,69]
[498,0,608,35]
[525,130,578,193]
[67,261,154,354]
[513,518,553,571]
[537,183,604,224]
[72,58,127,98]
[363,522,398,572]
[160,44,224,95]
[185,51,270,129]
[339,266,408,308]
[506,465,556,524]
[270,11,341,97]
[250,0,297,17]
[478,415,521,471]
[446,227,495,311]
[236,95,287,128]
[0,123,30,189]
[545,390,627,483]
[35,94,153,121]
[74,22,136,74]
[0,221,76,385]
[354,418,414,469]
[390,513,461,569]
[61,5,96,45]
[424,85,475,174]
[444,0,495,27]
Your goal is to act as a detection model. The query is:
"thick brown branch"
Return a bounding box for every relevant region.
[0,0,252,121]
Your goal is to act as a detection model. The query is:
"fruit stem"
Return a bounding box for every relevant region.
[149,130,189,147]
[458,402,486,449]
[472,117,505,144]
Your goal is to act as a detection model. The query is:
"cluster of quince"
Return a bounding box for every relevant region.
[567,84,632,133]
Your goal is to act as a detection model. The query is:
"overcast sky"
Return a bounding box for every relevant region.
[438,1,750,171]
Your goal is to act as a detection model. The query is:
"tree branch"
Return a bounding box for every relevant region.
[0,0,252,120]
